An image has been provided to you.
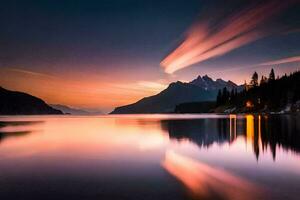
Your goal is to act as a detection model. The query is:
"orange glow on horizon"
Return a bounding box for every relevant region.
[0,116,168,158]
[0,68,167,112]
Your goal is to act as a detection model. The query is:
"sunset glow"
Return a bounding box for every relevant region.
[1,1,300,199]
[0,68,166,112]
[0,0,299,112]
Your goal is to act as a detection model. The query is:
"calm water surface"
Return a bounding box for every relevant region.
[0,114,300,200]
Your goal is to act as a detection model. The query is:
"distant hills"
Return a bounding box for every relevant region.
[0,87,62,115]
[50,104,102,115]
[50,104,91,115]
[111,75,242,114]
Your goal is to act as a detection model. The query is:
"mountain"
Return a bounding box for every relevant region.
[0,87,63,115]
[190,74,241,91]
[111,81,216,114]
[111,75,241,114]
[50,104,91,115]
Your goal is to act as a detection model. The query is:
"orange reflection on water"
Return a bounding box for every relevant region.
[246,115,255,145]
[0,117,169,159]
[258,115,262,150]
[162,150,263,200]
[245,114,264,159]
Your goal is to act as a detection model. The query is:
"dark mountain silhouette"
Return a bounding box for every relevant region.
[50,104,92,115]
[111,75,242,114]
[190,75,242,91]
[0,87,63,115]
[111,81,215,113]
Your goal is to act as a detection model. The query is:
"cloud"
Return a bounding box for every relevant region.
[161,0,296,74]
[3,67,56,79]
[137,81,167,91]
[259,55,300,66]
[111,80,168,94]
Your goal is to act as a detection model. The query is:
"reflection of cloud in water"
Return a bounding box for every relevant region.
[162,150,264,200]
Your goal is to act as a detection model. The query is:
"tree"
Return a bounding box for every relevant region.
[222,87,229,103]
[216,89,222,105]
[250,71,258,87]
[244,80,249,91]
[230,89,235,103]
[269,68,275,81]
[260,75,267,85]
[214,70,300,111]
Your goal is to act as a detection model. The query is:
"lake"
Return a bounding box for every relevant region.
[0,114,300,200]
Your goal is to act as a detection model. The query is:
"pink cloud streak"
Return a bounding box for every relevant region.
[161,0,295,74]
[259,56,300,66]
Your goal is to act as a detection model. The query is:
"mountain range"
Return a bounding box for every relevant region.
[50,104,90,115]
[111,75,243,114]
[0,87,62,115]
[190,75,239,91]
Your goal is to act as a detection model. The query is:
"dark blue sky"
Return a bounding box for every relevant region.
[1,0,299,78]
[0,0,203,76]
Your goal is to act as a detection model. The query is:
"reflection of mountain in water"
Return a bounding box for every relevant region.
[162,115,300,160]
[161,118,233,148]
[0,121,43,143]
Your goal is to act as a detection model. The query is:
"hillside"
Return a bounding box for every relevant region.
[111,75,242,114]
[0,87,63,115]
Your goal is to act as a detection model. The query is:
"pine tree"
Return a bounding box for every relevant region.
[260,75,267,85]
[222,87,229,103]
[214,70,300,111]
[250,71,258,87]
[230,89,235,103]
[234,89,238,97]
[216,89,222,105]
[269,68,275,81]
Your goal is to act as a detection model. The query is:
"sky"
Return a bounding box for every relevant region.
[0,0,299,112]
